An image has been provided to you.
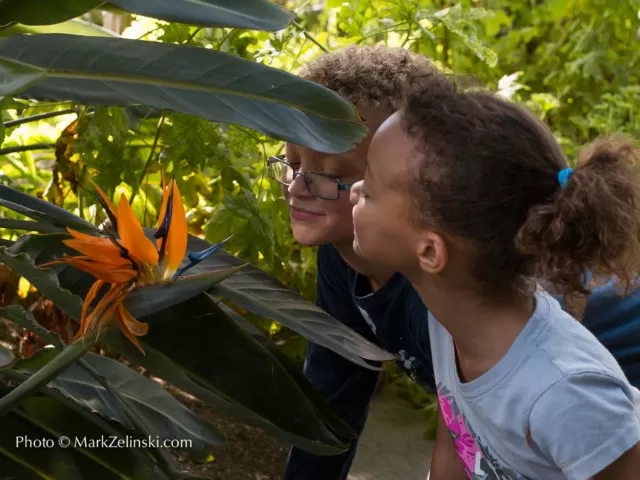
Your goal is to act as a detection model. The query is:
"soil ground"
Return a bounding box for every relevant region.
[173,387,434,480]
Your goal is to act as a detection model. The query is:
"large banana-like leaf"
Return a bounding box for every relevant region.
[0,382,190,479]
[3,236,357,454]
[0,0,101,26]
[186,235,397,364]
[1,306,225,456]
[5,348,225,458]
[0,18,118,37]
[105,293,356,455]
[0,57,44,98]
[0,184,99,234]
[0,0,294,31]
[110,0,295,31]
[0,332,96,416]
[124,266,246,319]
[5,229,393,367]
[0,34,368,154]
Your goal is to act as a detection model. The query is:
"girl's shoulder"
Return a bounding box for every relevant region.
[535,291,630,382]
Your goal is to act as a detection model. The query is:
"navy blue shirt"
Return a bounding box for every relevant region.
[284,245,640,480]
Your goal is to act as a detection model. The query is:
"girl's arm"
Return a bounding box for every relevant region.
[594,442,640,479]
[429,406,467,480]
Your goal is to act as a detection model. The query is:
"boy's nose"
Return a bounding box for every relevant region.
[350,180,363,205]
[287,174,311,198]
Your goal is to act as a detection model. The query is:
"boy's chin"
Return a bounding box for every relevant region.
[292,223,352,247]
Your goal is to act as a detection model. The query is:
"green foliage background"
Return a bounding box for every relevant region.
[2,0,639,370]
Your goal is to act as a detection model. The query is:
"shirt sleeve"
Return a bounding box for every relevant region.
[284,245,381,480]
[529,372,640,480]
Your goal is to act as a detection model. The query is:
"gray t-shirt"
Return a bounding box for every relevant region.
[429,289,640,480]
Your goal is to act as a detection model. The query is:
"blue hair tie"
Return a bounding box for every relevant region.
[557,168,573,189]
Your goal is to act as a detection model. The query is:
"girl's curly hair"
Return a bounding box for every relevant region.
[402,83,640,311]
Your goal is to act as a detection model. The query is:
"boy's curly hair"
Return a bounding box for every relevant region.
[299,45,444,116]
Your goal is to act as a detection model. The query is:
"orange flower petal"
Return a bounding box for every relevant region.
[115,307,146,354]
[64,237,130,269]
[79,284,123,337]
[163,180,187,279]
[95,295,126,336]
[63,256,137,284]
[117,304,149,337]
[81,279,105,323]
[117,193,158,266]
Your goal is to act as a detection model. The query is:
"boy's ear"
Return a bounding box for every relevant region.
[416,231,448,274]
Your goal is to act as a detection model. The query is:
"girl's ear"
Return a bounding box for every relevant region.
[416,231,448,274]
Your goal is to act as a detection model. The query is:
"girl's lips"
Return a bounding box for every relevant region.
[289,205,325,221]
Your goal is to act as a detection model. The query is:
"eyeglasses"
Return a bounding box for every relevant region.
[267,155,353,200]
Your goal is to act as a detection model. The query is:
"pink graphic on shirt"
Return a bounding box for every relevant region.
[438,393,480,478]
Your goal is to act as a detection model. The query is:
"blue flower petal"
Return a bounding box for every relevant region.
[173,234,234,279]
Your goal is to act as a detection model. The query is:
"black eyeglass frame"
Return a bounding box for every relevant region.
[266,155,353,200]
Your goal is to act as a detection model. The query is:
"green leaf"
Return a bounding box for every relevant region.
[0,57,45,97]
[0,332,97,416]
[210,296,355,441]
[124,265,247,319]
[1,305,223,460]
[111,0,295,31]
[5,231,394,366]
[185,235,396,366]
[0,0,102,26]
[0,34,367,153]
[4,234,359,453]
[0,18,118,37]
[0,184,99,234]
[0,392,177,479]
[106,293,355,455]
[8,348,225,457]
[0,218,65,233]
[0,247,83,321]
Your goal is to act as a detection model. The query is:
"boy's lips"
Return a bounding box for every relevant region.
[289,205,325,221]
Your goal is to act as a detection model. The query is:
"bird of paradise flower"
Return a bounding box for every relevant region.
[42,175,231,353]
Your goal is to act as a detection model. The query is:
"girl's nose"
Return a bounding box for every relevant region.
[350,180,363,205]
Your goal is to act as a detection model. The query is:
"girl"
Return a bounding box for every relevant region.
[350,82,640,479]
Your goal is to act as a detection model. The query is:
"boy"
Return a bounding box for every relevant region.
[277,45,640,480]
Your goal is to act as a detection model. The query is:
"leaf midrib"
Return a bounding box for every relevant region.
[26,70,362,124]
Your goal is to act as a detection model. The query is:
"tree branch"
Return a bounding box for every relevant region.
[3,109,77,129]
[0,143,56,156]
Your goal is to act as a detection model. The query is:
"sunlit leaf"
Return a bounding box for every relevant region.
[0,57,44,97]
